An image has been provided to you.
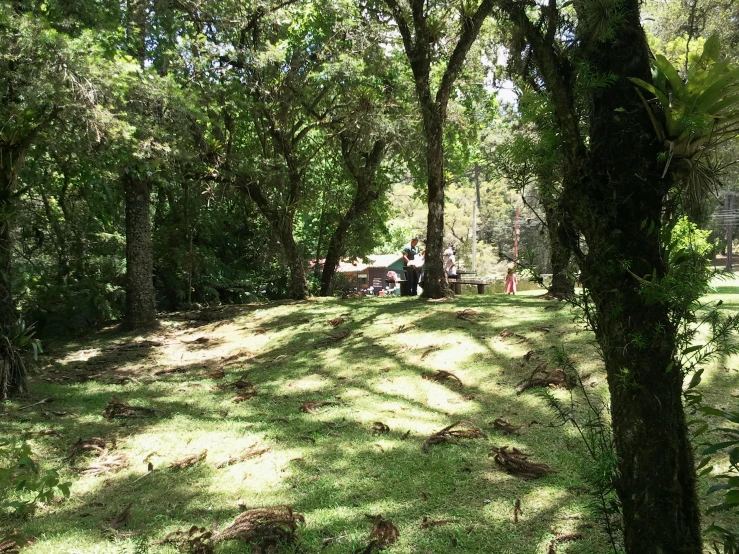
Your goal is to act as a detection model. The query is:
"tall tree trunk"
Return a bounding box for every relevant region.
[542,201,574,298]
[0,170,16,331]
[123,174,157,329]
[279,217,308,300]
[574,2,702,548]
[727,192,733,271]
[320,216,351,297]
[421,111,450,298]
[502,0,703,548]
[0,149,23,397]
[384,0,495,299]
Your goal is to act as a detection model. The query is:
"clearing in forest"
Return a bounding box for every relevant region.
[2,289,737,553]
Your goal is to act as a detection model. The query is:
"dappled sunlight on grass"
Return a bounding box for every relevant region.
[8,291,734,553]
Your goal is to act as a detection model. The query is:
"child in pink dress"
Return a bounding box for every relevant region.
[504,268,517,294]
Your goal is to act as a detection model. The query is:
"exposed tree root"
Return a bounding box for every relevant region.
[215,446,270,469]
[423,370,463,388]
[456,309,478,322]
[103,397,155,419]
[419,346,441,359]
[489,446,555,479]
[372,422,389,435]
[547,532,584,553]
[169,450,207,470]
[66,437,114,462]
[423,420,486,452]
[324,328,351,344]
[492,418,522,434]
[499,329,528,343]
[420,517,457,529]
[516,363,573,395]
[212,505,304,549]
[300,400,340,414]
[82,452,129,476]
[358,514,399,553]
[157,525,214,554]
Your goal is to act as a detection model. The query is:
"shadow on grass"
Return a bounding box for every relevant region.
[8,294,615,553]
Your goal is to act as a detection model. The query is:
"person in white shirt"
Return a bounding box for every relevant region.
[443,247,458,279]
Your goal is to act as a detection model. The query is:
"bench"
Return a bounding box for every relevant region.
[450,278,496,294]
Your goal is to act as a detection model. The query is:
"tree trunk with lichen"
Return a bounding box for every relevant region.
[123,173,157,329]
[503,0,703,548]
[278,217,309,300]
[321,139,388,297]
[569,1,702,549]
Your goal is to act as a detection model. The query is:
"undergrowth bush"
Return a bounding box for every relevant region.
[0,437,70,518]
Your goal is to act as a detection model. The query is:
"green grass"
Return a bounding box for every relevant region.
[1,289,737,554]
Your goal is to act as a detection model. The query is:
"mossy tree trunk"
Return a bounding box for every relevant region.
[503,0,703,550]
[542,198,574,298]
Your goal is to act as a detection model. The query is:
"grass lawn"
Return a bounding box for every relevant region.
[1,287,737,554]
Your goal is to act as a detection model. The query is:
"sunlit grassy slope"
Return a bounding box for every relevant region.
[2,287,737,554]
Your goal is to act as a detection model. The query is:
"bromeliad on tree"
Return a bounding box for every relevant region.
[631,35,739,201]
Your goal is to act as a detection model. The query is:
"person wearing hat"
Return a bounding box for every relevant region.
[401,236,423,296]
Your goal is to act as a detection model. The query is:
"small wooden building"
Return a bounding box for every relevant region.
[336,254,406,291]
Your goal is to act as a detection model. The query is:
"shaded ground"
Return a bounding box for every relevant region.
[2,290,737,554]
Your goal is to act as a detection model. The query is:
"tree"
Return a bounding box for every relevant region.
[384,0,496,298]
[496,0,731,549]
[0,2,96,395]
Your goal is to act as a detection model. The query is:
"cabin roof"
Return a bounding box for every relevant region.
[336,254,405,273]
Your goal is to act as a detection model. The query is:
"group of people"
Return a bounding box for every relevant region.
[399,236,517,295]
[401,236,460,296]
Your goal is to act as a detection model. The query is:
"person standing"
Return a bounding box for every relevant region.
[402,236,422,296]
[504,267,518,294]
[443,247,458,279]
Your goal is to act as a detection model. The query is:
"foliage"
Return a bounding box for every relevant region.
[0,437,70,518]
[631,34,739,209]
[0,318,41,398]
[542,347,623,554]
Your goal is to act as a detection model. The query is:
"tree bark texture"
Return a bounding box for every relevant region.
[320,139,387,296]
[574,2,702,550]
[502,0,703,549]
[542,200,574,298]
[0,148,23,396]
[244,181,308,300]
[279,217,309,300]
[421,111,450,298]
[124,173,157,329]
[385,0,495,298]
[727,192,734,270]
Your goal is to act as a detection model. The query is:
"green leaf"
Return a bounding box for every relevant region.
[682,344,703,355]
[687,367,704,389]
[699,34,721,66]
[654,55,685,98]
[703,440,739,455]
